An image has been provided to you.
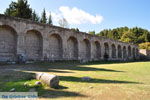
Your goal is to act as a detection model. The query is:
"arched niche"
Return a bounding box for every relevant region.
[67,36,78,60]
[104,42,109,58]
[81,39,91,60]
[48,34,63,60]
[123,46,127,59]
[128,46,131,58]
[111,44,116,58]
[94,41,101,59]
[118,45,122,58]
[25,30,43,60]
[0,25,17,61]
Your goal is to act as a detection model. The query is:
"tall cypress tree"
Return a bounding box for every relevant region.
[48,12,52,25]
[32,10,40,22]
[40,9,47,24]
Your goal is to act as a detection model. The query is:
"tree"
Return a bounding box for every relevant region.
[32,10,40,22]
[58,18,68,28]
[48,12,52,25]
[111,29,119,40]
[71,28,79,32]
[4,0,32,19]
[97,27,150,44]
[40,9,47,24]
[120,31,137,43]
[89,31,95,35]
[139,42,150,50]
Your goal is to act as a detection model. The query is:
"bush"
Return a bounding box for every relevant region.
[139,42,150,50]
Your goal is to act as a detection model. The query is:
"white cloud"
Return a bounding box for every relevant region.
[49,6,103,25]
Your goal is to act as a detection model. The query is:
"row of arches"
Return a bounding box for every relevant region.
[0,25,138,61]
[104,42,138,60]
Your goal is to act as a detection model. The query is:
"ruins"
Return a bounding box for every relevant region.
[0,14,139,62]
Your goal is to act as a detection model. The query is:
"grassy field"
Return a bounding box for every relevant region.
[0,61,150,100]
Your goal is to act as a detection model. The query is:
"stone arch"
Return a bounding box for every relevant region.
[123,46,127,59]
[132,48,136,59]
[111,44,116,58]
[104,42,109,58]
[67,36,78,60]
[128,46,131,58]
[0,25,17,61]
[81,39,91,60]
[118,45,122,58]
[48,34,63,60]
[94,41,101,59]
[25,30,43,60]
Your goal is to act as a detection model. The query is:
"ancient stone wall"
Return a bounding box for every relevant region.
[0,14,139,62]
[139,49,150,60]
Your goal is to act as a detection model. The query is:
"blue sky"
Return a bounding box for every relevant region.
[0,0,150,33]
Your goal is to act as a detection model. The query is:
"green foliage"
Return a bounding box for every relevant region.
[71,28,80,32]
[120,31,137,43]
[40,9,47,24]
[48,12,53,25]
[89,31,95,35]
[31,10,40,22]
[98,27,150,44]
[139,42,150,50]
[4,0,32,19]
[4,0,56,24]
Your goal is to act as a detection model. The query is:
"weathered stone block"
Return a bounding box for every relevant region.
[36,73,59,88]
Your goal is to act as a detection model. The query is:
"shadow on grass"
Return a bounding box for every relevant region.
[38,60,141,66]
[0,79,86,98]
[17,61,125,73]
[27,66,124,73]
[60,76,142,84]
[82,60,150,65]
[39,89,86,98]
[48,69,75,73]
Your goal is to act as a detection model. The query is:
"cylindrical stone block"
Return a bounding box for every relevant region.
[36,73,59,88]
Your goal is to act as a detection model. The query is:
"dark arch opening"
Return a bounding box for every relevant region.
[94,41,101,59]
[132,48,136,59]
[128,46,131,58]
[111,44,116,58]
[104,42,109,59]
[118,45,122,58]
[136,48,139,57]
[123,46,127,59]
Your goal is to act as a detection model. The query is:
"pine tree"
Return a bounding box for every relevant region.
[40,9,47,24]
[32,10,40,22]
[48,12,52,25]
[4,0,32,19]
[89,31,95,35]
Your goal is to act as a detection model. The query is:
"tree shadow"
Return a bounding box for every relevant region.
[0,78,85,98]
[17,61,125,73]
[48,69,74,73]
[81,60,142,65]
[60,76,142,84]
[40,89,86,98]
[54,85,68,89]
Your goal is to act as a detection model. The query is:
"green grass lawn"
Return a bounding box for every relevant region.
[0,61,150,100]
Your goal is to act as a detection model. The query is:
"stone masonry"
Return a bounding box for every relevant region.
[139,49,150,60]
[0,14,139,62]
